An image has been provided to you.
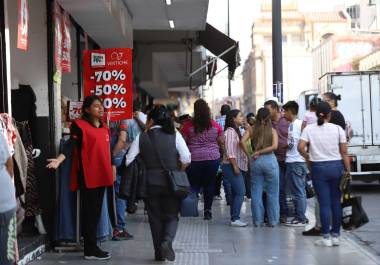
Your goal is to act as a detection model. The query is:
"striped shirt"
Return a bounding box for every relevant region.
[223,128,248,171]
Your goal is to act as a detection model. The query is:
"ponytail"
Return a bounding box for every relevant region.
[147,105,175,134]
[317,116,324,126]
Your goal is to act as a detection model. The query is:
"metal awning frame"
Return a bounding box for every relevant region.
[188,44,237,78]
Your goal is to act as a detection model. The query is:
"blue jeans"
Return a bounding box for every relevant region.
[278,161,288,217]
[187,159,220,211]
[311,160,344,236]
[222,172,232,204]
[113,154,128,231]
[286,162,308,221]
[251,153,280,226]
[221,164,246,221]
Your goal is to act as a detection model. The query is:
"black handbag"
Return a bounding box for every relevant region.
[341,184,369,230]
[147,132,191,199]
[305,173,315,199]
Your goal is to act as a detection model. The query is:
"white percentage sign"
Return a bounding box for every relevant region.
[112,70,126,81]
[112,84,126,94]
[112,98,127,108]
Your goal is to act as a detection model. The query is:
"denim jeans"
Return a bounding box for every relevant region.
[113,154,128,231]
[286,162,308,221]
[311,160,344,236]
[223,172,232,204]
[251,153,280,226]
[221,164,246,221]
[278,161,288,217]
[187,159,220,211]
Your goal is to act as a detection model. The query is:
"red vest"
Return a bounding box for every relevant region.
[70,119,113,191]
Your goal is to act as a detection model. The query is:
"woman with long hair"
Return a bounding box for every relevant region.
[181,99,224,220]
[298,102,350,247]
[47,96,114,260]
[125,105,191,261]
[241,108,279,227]
[222,109,248,227]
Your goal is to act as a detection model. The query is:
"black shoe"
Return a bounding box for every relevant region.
[204,210,212,220]
[285,218,308,227]
[161,241,175,261]
[84,248,111,260]
[280,216,288,224]
[302,227,322,236]
[155,255,165,261]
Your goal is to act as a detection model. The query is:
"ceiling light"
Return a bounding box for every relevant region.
[169,20,175,29]
[166,0,172,5]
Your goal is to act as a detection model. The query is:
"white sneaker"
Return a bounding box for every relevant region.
[230,220,248,227]
[314,238,333,247]
[332,237,340,246]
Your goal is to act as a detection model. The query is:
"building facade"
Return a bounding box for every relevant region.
[242,0,349,113]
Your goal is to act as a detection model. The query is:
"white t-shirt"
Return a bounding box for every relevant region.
[0,134,16,213]
[303,111,318,126]
[300,123,347,162]
[286,119,305,163]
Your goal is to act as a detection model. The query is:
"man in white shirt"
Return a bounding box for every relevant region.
[283,101,308,226]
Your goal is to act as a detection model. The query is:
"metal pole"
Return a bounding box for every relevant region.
[377,0,380,30]
[227,0,231,97]
[272,0,283,102]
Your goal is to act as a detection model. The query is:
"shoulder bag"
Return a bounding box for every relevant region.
[147,131,191,199]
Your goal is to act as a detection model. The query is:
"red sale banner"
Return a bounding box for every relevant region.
[83,48,133,121]
[67,101,83,121]
[17,0,28,50]
[61,12,71,73]
[54,2,62,70]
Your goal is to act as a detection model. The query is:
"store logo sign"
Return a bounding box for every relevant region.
[91,52,106,68]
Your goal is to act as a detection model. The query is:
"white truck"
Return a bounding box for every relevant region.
[318,71,380,183]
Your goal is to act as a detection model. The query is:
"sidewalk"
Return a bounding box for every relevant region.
[31,199,380,265]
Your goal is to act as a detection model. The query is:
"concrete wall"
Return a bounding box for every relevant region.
[7,0,48,117]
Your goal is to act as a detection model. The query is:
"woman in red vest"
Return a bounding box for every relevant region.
[47,95,113,260]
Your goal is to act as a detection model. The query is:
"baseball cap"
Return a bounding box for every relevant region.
[316,102,332,118]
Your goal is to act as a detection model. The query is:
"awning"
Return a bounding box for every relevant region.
[198,23,240,79]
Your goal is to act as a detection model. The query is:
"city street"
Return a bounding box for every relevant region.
[30,191,380,265]
[346,182,380,258]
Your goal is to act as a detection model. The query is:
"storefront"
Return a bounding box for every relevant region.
[0,0,152,263]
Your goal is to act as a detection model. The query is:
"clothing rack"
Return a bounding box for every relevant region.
[54,191,83,252]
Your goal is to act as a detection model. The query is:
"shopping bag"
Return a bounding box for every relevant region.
[180,193,199,217]
[305,173,315,199]
[341,195,369,230]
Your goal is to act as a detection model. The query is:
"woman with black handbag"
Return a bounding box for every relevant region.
[125,105,191,262]
[298,102,350,247]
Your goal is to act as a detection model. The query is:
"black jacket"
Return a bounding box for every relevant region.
[118,156,146,209]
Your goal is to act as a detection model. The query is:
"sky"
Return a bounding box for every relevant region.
[205,0,349,100]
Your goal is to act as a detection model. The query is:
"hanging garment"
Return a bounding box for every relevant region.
[11,85,38,146]
[13,126,28,200]
[15,121,41,217]
[0,113,17,155]
[54,138,112,242]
